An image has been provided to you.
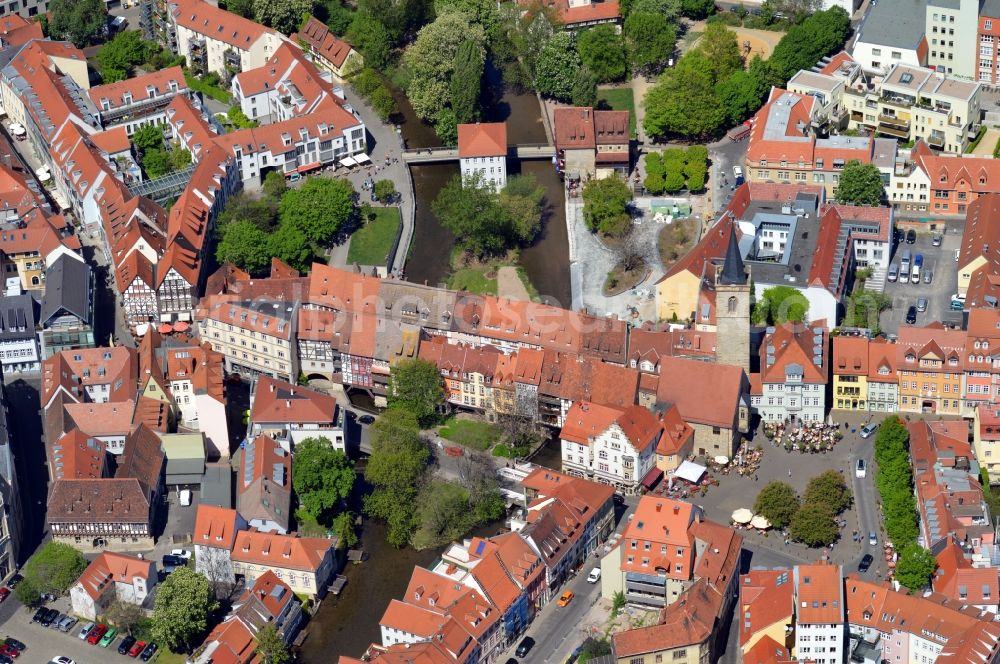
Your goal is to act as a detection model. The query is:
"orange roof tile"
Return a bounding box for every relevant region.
[250,376,336,424]
[75,552,155,601]
[194,505,243,550]
[294,16,356,68]
[738,570,794,646]
[230,530,333,572]
[656,357,745,428]
[170,0,273,50]
[795,563,843,625]
[457,123,507,158]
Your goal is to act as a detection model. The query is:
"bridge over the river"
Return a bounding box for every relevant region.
[401,143,556,164]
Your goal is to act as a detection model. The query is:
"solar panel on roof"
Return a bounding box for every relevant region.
[475,540,486,555]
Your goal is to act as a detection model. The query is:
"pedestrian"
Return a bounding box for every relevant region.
[788,469,792,477]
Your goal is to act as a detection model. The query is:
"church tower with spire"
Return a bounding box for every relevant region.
[715,223,750,374]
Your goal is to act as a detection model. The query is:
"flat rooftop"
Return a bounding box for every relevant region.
[854,0,927,49]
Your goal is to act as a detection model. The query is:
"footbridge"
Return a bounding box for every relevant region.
[401,143,556,164]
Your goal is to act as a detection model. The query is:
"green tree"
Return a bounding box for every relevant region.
[699,23,744,81]
[279,177,356,245]
[358,0,433,45]
[263,171,288,201]
[347,14,393,69]
[895,543,937,592]
[754,286,809,324]
[435,0,500,34]
[270,223,316,272]
[151,567,218,653]
[219,191,279,231]
[20,541,88,597]
[13,577,40,607]
[577,25,626,83]
[216,221,272,274]
[292,437,355,519]
[715,62,770,125]
[104,599,144,635]
[768,7,850,84]
[624,12,677,74]
[374,179,397,202]
[98,30,153,83]
[789,503,838,547]
[628,0,680,18]
[252,0,312,34]
[643,52,727,139]
[132,125,164,153]
[331,511,359,548]
[583,175,632,236]
[432,173,514,256]
[255,623,290,664]
[835,160,885,206]
[224,0,254,17]
[450,39,485,124]
[753,481,800,529]
[227,105,259,129]
[142,149,171,180]
[804,470,852,515]
[403,13,486,121]
[873,416,920,546]
[499,174,545,243]
[680,0,715,18]
[364,408,431,546]
[571,65,598,107]
[49,0,106,46]
[169,149,192,172]
[389,358,444,426]
[411,480,476,549]
[533,31,581,101]
[371,85,397,121]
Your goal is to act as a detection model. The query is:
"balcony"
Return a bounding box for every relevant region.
[878,114,910,129]
[224,49,241,68]
[877,124,910,139]
[927,131,946,148]
[881,92,916,108]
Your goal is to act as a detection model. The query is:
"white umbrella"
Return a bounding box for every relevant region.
[751,515,772,530]
[714,455,729,465]
[732,508,753,524]
[9,124,24,136]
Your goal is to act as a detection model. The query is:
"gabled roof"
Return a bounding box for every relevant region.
[457,123,507,158]
[169,0,274,50]
[194,505,243,550]
[294,15,357,68]
[656,357,745,428]
[116,424,165,497]
[74,552,155,601]
[794,562,843,625]
[230,530,334,573]
[238,435,291,531]
[250,375,336,425]
[88,66,186,110]
[760,322,828,385]
[738,569,794,646]
[48,429,106,480]
[40,255,91,326]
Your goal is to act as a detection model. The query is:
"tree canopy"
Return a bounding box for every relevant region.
[895,543,937,592]
[577,25,626,83]
[252,0,311,34]
[49,0,106,47]
[874,416,919,546]
[767,7,851,84]
[624,12,677,75]
[255,623,290,664]
[583,175,632,237]
[98,31,154,83]
[132,125,165,153]
[278,177,356,245]
[752,286,809,325]
[500,174,546,243]
[364,408,431,546]
[403,13,486,125]
[216,220,273,275]
[450,39,485,124]
[804,470,852,515]
[643,51,729,139]
[533,32,581,101]
[151,567,218,653]
[292,437,355,520]
[836,160,885,206]
[753,481,800,529]
[14,541,88,606]
[347,14,393,69]
[789,502,838,547]
[388,358,444,426]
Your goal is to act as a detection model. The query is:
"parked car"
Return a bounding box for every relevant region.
[932,234,943,246]
[0,588,10,603]
[5,574,21,589]
[51,658,75,664]
[139,643,158,661]
[128,641,146,658]
[503,659,518,664]
[951,299,965,310]
[869,531,878,546]
[86,624,108,645]
[587,568,601,583]
[98,627,118,648]
[47,612,64,628]
[859,423,878,439]
[162,554,187,568]
[179,490,192,506]
[79,622,95,640]
[917,297,928,312]
[855,459,867,478]
[924,268,933,284]
[31,608,47,624]
[557,591,575,607]
[118,636,136,655]
[858,554,874,573]
[40,609,58,627]
[0,653,11,664]
[4,640,24,653]
[170,549,192,560]
[906,229,916,244]
[0,644,19,659]
[887,263,899,282]
[358,415,375,425]
[59,616,78,633]
[111,16,127,31]
[905,305,917,324]
[515,638,535,658]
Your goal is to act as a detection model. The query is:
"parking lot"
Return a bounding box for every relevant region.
[880,225,964,335]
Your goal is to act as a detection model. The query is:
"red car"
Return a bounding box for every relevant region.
[0,588,10,603]
[0,644,18,659]
[87,623,108,645]
[128,641,146,657]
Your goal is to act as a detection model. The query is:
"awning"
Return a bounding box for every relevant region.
[354,153,372,164]
[339,156,358,167]
[174,321,190,332]
[640,467,663,490]
[158,323,173,333]
[296,161,321,173]
[674,460,706,484]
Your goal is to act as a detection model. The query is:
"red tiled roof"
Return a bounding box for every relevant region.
[554,107,597,151]
[88,66,186,110]
[760,323,829,385]
[231,529,333,572]
[170,0,274,50]
[194,505,243,550]
[738,570,794,646]
[656,357,745,428]
[795,562,843,625]
[74,552,155,601]
[250,375,336,424]
[457,123,507,158]
[294,15,357,68]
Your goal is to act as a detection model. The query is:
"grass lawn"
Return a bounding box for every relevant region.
[448,267,497,294]
[439,417,499,451]
[295,508,331,538]
[184,72,231,103]
[347,207,401,266]
[596,88,637,139]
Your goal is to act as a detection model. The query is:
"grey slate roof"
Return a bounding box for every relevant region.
[855,0,927,49]
[719,222,747,286]
[40,255,92,327]
[0,294,36,341]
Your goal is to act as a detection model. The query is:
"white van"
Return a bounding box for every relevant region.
[887,263,899,282]
[910,263,921,284]
[179,489,192,506]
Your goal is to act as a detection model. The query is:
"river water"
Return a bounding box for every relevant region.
[399,85,572,305]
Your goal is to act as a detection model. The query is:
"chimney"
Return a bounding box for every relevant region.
[673,505,680,514]
[270,383,275,392]
[655,502,662,512]
[286,400,291,408]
